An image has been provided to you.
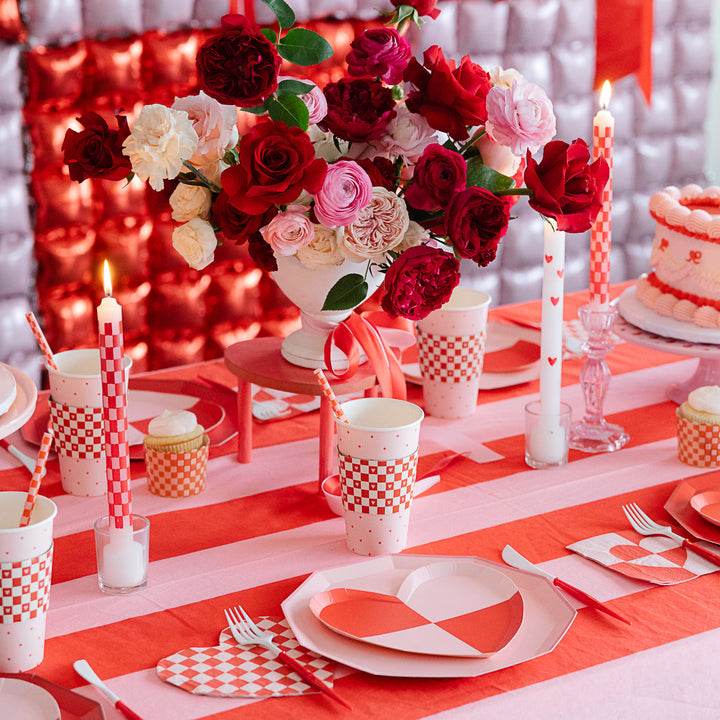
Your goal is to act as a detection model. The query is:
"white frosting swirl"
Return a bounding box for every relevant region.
[688,386,720,414]
[148,409,197,437]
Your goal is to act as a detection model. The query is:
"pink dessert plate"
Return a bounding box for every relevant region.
[0,677,60,720]
[689,490,720,527]
[664,472,720,545]
[0,672,104,720]
[23,376,237,459]
[282,554,576,678]
[309,560,523,657]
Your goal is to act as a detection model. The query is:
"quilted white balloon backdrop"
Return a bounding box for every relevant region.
[0,0,711,382]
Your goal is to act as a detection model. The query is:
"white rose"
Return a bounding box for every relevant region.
[308,125,348,162]
[295,224,345,269]
[377,106,438,162]
[490,66,524,87]
[395,220,429,253]
[123,104,198,191]
[172,217,217,270]
[172,91,239,163]
[169,183,212,222]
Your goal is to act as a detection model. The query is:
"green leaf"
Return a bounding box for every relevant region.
[322,274,369,311]
[277,79,314,96]
[466,158,515,193]
[260,27,278,43]
[259,0,295,28]
[277,28,334,66]
[242,100,271,115]
[267,95,310,130]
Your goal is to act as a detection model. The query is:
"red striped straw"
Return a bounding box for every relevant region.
[25,312,58,370]
[313,368,349,424]
[19,428,54,528]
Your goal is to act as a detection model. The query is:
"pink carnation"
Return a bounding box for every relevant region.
[485,79,556,157]
[313,160,373,228]
[260,207,314,256]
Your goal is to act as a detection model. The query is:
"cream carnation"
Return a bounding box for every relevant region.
[295,224,345,269]
[261,207,314,256]
[122,104,198,191]
[339,187,409,262]
[172,217,217,270]
[169,183,212,222]
[172,91,238,164]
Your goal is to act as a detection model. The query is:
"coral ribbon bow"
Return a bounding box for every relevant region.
[323,312,412,400]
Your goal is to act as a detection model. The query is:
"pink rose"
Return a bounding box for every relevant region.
[377,106,438,162]
[485,79,556,156]
[279,75,327,125]
[260,206,314,256]
[313,160,373,228]
[172,91,239,165]
[381,245,460,320]
[346,28,412,86]
[339,186,409,262]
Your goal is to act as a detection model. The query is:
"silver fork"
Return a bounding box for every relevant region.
[622,503,720,567]
[223,606,350,709]
[252,399,291,421]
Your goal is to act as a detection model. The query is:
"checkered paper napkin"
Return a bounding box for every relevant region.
[157,617,338,698]
[567,532,718,585]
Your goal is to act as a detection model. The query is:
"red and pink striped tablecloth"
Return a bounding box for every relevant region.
[2,284,719,719]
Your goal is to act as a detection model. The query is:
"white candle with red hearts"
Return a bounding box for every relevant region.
[590,80,614,309]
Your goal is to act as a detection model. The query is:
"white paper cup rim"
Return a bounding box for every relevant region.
[339,397,424,431]
[436,287,491,312]
[47,348,132,378]
[0,492,57,533]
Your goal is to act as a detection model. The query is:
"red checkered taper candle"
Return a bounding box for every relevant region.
[97,261,132,531]
[19,428,53,528]
[589,80,614,309]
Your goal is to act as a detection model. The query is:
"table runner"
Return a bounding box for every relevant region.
[2,284,719,718]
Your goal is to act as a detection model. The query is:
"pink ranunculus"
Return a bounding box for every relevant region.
[485,79,556,157]
[377,106,438,162]
[313,160,373,228]
[279,75,327,125]
[172,91,239,165]
[346,28,412,86]
[260,206,314,256]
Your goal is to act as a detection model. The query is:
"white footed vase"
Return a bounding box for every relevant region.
[271,254,384,369]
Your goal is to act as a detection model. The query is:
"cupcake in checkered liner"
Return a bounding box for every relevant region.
[143,409,206,452]
[676,386,720,467]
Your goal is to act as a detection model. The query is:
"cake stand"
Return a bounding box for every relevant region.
[615,287,720,404]
[0,363,37,441]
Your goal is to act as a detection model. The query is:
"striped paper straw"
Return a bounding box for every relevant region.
[25,312,57,370]
[19,428,54,528]
[313,368,349,424]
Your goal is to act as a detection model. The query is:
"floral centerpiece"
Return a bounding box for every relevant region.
[62,0,608,367]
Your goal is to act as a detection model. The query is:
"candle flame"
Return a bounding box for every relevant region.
[600,80,612,109]
[103,260,113,297]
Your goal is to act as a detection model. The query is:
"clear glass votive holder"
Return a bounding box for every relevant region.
[525,401,572,469]
[94,514,149,595]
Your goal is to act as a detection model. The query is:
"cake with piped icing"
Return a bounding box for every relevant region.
[636,185,720,328]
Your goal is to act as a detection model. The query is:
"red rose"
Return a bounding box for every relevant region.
[212,190,276,243]
[344,157,397,191]
[445,187,511,267]
[404,47,492,141]
[390,0,440,19]
[221,120,327,215]
[322,78,396,143]
[62,111,132,182]
[524,139,609,233]
[248,234,277,272]
[382,245,460,320]
[197,19,281,107]
[404,144,466,211]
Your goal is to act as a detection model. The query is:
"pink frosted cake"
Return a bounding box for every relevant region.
[636,185,720,328]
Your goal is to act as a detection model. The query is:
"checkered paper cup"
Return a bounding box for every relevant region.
[0,491,56,672]
[47,349,131,496]
[145,436,210,497]
[335,398,423,555]
[676,410,720,467]
[416,287,491,419]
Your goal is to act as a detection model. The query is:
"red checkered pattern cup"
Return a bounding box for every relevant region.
[145,438,209,497]
[676,411,720,467]
[335,398,423,555]
[0,492,56,672]
[415,287,491,419]
[47,349,132,497]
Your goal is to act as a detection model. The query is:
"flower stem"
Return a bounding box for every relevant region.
[182,161,222,193]
[495,187,533,197]
[458,128,486,155]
